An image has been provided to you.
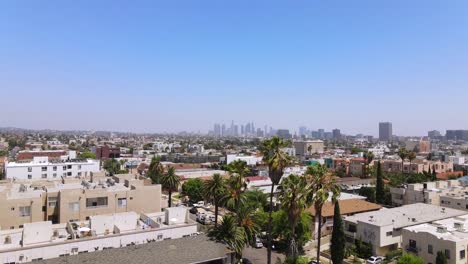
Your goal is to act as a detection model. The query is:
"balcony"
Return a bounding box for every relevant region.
[406,246,419,255]
[344,230,356,239]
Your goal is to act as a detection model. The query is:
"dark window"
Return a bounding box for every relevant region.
[428,244,433,254]
[460,250,465,259]
[86,197,108,208]
[445,249,450,259]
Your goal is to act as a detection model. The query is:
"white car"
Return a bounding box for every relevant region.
[254,237,263,248]
[366,256,385,264]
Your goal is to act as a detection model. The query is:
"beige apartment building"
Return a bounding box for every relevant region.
[381,159,453,174]
[293,140,324,157]
[0,174,164,230]
[403,214,468,264]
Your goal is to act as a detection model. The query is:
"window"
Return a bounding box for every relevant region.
[428,244,433,254]
[118,198,127,208]
[63,166,67,170]
[63,172,67,177]
[67,172,72,176]
[461,250,465,259]
[78,165,82,170]
[445,249,451,259]
[409,239,417,249]
[386,231,392,236]
[67,165,72,169]
[53,166,57,171]
[28,167,32,172]
[48,197,57,207]
[19,206,31,217]
[41,166,47,172]
[4,236,11,244]
[69,202,80,212]
[86,197,108,208]
[77,172,82,177]
[53,173,57,178]
[28,175,32,179]
[41,173,47,179]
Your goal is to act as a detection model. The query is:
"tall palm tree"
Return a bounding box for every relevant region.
[277,174,312,258]
[398,148,408,173]
[306,164,341,263]
[408,151,416,174]
[259,136,292,264]
[204,173,226,228]
[209,214,248,262]
[161,167,180,207]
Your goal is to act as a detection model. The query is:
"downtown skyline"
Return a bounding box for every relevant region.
[2,1,468,135]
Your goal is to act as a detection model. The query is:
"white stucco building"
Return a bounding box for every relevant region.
[5,157,100,181]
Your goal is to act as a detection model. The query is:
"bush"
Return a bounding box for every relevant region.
[385,249,403,260]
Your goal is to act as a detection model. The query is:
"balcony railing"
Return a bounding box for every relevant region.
[406,246,419,254]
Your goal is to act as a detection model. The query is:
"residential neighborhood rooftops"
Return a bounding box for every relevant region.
[345,203,466,228]
[34,235,229,264]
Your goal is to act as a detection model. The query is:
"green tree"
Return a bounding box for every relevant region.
[79,151,96,159]
[436,251,447,264]
[245,189,269,211]
[103,158,120,176]
[358,187,376,203]
[407,151,416,173]
[204,173,226,227]
[208,214,247,261]
[363,151,374,178]
[259,136,292,264]
[307,164,340,263]
[181,178,204,202]
[398,148,408,173]
[277,174,312,258]
[330,201,345,264]
[161,167,180,207]
[375,161,385,204]
[0,150,8,157]
[147,156,164,184]
[397,254,424,264]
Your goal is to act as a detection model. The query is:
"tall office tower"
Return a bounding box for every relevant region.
[318,129,325,139]
[233,125,239,137]
[251,122,255,133]
[446,130,468,141]
[299,126,308,137]
[241,125,244,136]
[221,124,226,137]
[264,125,268,137]
[245,123,251,134]
[332,129,341,140]
[276,129,292,139]
[214,124,221,137]
[379,122,393,141]
[428,130,442,139]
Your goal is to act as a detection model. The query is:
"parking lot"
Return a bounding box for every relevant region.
[243,246,285,264]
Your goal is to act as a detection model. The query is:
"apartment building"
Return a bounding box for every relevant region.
[16,150,68,161]
[390,179,468,209]
[381,159,453,174]
[402,214,468,264]
[293,140,324,157]
[5,156,100,181]
[93,145,121,159]
[0,207,198,264]
[344,203,466,256]
[349,158,365,177]
[0,174,164,229]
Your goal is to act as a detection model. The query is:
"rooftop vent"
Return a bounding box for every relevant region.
[437,226,448,233]
[412,218,417,222]
[454,222,464,231]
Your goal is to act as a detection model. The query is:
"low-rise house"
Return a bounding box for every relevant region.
[344,203,466,256]
[402,214,468,264]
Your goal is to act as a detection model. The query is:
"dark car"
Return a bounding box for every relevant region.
[241,258,253,264]
[189,207,198,214]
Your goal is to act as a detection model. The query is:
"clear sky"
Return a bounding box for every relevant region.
[1,1,468,136]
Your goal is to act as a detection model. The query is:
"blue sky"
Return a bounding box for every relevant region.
[1,1,467,136]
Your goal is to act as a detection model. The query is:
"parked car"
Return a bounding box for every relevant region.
[366,256,385,264]
[193,201,205,208]
[241,258,253,264]
[253,236,263,248]
[189,207,198,214]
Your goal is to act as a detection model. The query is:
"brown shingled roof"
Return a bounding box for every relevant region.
[306,199,382,218]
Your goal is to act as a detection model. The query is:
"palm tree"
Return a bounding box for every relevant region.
[259,136,292,264]
[161,167,180,207]
[398,148,408,173]
[277,174,312,258]
[363,151,374,178]
[306,164,340,263]
[209,214,248,262]
[148,156,164,184]
[408,151,416,174]
[204,173,226,227]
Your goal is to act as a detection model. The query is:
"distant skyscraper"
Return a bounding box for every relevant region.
[214,124,221,137]
[318,129,325,139]
[379,122,393,141]
[332,129,341,140]
[276,129,291,140]
[299,126,308,137]
[221,124,226,137]
[446,130,468,141]
[428,130,441,139]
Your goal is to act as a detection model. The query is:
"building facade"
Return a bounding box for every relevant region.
[379,122,393,142]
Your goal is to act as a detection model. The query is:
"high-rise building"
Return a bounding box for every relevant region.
[299,126,308,137]
[446,130,468,141]
[318,129,325,139]
[276,129,291,139]
[214,124,221,137]
[221,124,226,137]
[379,122,393,141]
[332,129,341,140]
[428,130,441,139]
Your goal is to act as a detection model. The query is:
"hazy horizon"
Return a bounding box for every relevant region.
[2,1,468,136]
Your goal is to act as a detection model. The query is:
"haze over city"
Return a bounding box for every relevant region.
[1,1,468,136]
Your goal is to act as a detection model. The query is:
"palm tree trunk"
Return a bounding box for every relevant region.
[168,190,172,207]
[289,216,298,258]
[267,182,275,264]
[316,208,322,262]
[214,201,219,228]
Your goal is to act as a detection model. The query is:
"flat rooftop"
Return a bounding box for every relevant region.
[404,214,468,242]
[34,235,229,264]
[345,203,466,228]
